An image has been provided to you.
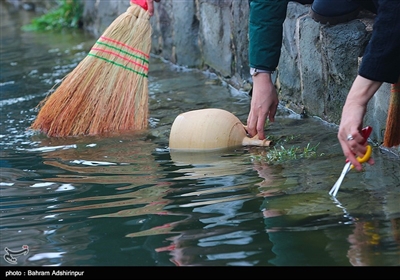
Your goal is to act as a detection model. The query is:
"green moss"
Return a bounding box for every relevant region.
[22,0,83,31]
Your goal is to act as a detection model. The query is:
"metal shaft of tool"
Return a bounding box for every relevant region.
[329,162,351,196]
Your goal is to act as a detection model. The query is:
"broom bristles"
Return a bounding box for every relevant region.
[30,4,151,137]
[383,81,400,147]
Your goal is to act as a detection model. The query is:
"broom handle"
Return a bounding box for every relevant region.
[383,79,400,147]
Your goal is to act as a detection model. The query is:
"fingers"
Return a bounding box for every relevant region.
[146,0,159,16]
[343,146,362,171]
[246,109,268,140]
[267,100,277,124]
[246,115,259,139]
[339,130,373,171]
[246,109,275,140]
[246,99,278,140]
[146,0,154,15]
[343,132,363,170]
[256,120,266,140]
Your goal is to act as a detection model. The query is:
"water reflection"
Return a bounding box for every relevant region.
[2,119,399,266]
[258,180,400,266]
[32,133,160,186]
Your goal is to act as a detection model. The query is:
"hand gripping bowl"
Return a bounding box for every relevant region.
[168,108,271,151]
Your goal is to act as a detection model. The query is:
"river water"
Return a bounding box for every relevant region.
[1,2,399,268]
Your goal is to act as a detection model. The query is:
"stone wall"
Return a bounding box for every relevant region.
[5,0,59,12]
[9,0,392,144]
[97,0,390,144]
[142,0,251,89]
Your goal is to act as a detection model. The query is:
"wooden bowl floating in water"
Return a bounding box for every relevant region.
[169,108,271,151]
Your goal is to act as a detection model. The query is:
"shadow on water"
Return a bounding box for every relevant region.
[1,1,399,267]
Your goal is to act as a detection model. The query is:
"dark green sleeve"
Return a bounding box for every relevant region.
[248,0,289,71]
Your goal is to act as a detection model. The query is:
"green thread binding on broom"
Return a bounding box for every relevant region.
[90,46,149,71]
[87,53,148,78]
[95,41,149,65]
[100,36,149,58]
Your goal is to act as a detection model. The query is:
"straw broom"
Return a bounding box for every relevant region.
[30,0,151,137]
[383,79,400,147]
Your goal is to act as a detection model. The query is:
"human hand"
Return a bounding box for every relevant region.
[337,75,381,170]
[131,0,160,16]
[246,73,279,140]
[146,0,160,16]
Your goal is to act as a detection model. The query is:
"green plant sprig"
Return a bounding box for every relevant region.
[22,0,83,32]
[249,134,325,164]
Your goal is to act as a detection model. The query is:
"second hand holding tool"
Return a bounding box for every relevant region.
[329,126,373,197]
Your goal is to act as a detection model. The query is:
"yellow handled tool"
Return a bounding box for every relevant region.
[329,126,373,197]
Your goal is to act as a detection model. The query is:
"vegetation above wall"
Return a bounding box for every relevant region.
[22,0,83,31]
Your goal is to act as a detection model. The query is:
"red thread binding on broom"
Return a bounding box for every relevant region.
[100,36,150,58]
[87,52,149,77]
[93,41,148,64]
[91,47,149,71]
[87,35,150,76]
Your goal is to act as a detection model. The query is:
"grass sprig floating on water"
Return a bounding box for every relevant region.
[249,135,325,164]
